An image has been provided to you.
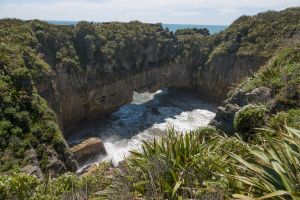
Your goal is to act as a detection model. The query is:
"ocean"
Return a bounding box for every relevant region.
[47,20,227,34]
[68,89,216,170]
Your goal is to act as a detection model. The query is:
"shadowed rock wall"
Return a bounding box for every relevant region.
[54,62,191,136]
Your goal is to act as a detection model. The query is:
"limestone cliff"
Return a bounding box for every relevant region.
[56,62,191,136]
[211,44,300,134]
[29,21,191,135]
[196,55,267,100]
[0,7,299,175]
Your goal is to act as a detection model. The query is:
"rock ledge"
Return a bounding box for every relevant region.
[70,137,107,166]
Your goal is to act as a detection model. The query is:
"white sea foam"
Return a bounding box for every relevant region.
[74,89,216,171]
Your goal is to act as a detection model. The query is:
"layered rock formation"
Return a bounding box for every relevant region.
[211,44,300,134]
[70,137,106,166]
[57,62,191,135]
[196,55,268,100]
[1,7,299,175]
[210,87,273,134]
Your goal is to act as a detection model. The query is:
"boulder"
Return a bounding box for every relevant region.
[227,89,247,106]
[151,107,161,115]
[24,148,39,166]
[245,87,273,104]
[209,104,240,134]
[70,137,107,166]
[46,157,66,176]
[21,165,44,179]
[211,86,274,135]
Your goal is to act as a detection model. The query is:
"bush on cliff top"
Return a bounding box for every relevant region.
[209,7,300,58]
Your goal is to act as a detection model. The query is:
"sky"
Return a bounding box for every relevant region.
[0,0,299,25]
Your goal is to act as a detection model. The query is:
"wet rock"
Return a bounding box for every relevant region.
[70,137,107,166]
[151,107,161,115]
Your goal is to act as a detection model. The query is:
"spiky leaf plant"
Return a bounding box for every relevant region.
[228,127,300,200]
[126,127,248,199]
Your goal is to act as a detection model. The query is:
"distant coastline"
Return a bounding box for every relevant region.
[47,20,227,34]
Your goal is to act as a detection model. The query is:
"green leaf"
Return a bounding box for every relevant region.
[172,181,183,198]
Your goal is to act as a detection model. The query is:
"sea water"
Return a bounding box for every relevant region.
[47,21,227,34]
[67,89,216,171]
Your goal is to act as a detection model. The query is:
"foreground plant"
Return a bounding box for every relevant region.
[122,127,248,199]
[228,127,300,200]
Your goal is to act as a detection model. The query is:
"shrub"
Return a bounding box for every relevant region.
[10,126,22,136]
[0,120,13,136]
[0,162,111,200]
[241,44,300,103]
[12,68,32,93]
[0,172,40,200]
[234,104,267,135]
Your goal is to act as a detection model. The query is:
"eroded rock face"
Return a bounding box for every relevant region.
[210,87,274,134]
[70,137,107,166]
[56,62,191,136]
[196,55,268,101]
[50,54,269,137]
[21,165,44,179]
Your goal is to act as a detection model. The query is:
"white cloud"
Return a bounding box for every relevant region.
[0,0,299,24]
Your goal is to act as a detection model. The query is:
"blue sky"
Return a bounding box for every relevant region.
[0,0,299,25]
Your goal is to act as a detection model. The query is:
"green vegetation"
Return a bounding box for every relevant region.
[0,18,177,174]
[234,104,267,135]
[0,19,75,174]
[0,6,299,200]
[95,118,300,199]
[229,127,300,199]
[176,29,215,68]
[0,162,111,200]
[241,44,300,108]
[209,7,300,58]
[109,127,249,199]
[268,109,300,132]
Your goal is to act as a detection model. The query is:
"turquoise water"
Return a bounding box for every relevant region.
[47,20,227,34]
[162,24,227,34]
